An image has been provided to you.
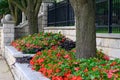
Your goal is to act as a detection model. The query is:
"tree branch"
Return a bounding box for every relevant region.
[10,0,26,13]
[35,0,42,16]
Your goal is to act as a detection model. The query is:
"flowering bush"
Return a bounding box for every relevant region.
[30,47,120,80]
[11,32,65,54]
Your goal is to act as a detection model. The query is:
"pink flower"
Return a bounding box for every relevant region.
[103,55,110,60]
[74,67,80,71]
[107,71,113,78]
[64,54,70,59]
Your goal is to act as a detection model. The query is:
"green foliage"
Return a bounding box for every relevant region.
[0,0,10,15]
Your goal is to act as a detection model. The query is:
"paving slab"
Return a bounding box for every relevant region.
[0,56,14,80]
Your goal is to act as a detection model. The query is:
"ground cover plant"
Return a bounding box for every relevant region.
[11,32,120,80]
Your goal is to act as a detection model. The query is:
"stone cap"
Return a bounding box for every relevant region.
[1,14,15,24]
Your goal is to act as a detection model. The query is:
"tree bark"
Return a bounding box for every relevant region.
[27,14,38,34]
[27,0,38,34]
[70,0,96,58]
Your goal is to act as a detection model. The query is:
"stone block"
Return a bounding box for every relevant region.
[108,39,119,49]
[3,29,11,33]
[4,33,14,37]
[10,29,15,33]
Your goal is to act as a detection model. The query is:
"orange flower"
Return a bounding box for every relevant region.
[56,68,61,73]
[110,62,117,66]
[36,51,42,55]
[84,68,88,72]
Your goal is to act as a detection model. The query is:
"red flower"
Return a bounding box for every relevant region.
[63,77,69,80]
[37,58,44,64]
[71,76,82,80]
[64,70,71,78]
[52,76,63,80]
[56,53,61,57]
[110,62,117,66]
[36,51,42,55]
[39,67,47,75]
[47,69,53,77]
[26,43,31,47]
[55,68,61,73]
[61,38,65,42]
[58,62,63,65]
[30,60,34,65]
[51,46,57,50]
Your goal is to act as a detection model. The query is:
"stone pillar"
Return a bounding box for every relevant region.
[38,3,50,32]
[1,14,15,56]
[42,3,48,28]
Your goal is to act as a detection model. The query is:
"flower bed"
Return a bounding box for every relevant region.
[30,47,120,80]
[11,32,66,54]
[11,32,120,80]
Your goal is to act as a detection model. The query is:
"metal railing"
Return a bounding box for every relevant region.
[47,0,120,33]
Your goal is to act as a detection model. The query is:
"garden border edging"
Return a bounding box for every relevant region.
[4,46,50,80]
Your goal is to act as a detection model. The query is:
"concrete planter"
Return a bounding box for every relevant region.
[4,46,49,80]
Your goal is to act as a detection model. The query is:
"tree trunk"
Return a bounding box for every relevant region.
[70,0,96,58]
[27,13,38,34]
[27,0,38,35]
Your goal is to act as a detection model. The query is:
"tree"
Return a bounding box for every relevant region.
[70,0,96,58]
[8,0,22,25]
[0,0,10,15]
[0,0,21,25]
[8,0,42,34]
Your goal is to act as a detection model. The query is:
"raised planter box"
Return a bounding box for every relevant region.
[4,46,50,80]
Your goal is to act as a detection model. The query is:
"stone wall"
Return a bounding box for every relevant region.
[0,27,2,47]
[15,21,29,39]
[44,27,120,59]
[44,27,76,41]
[0,27,3,54]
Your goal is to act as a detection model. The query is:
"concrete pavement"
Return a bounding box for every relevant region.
[0,56,14,80]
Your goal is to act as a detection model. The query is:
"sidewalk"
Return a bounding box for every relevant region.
[0,56,14,80]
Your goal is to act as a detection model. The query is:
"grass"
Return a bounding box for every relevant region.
[96,27,120,33]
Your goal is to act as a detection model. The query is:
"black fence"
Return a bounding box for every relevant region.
[47,0,74,26]
[47,0,120,33]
